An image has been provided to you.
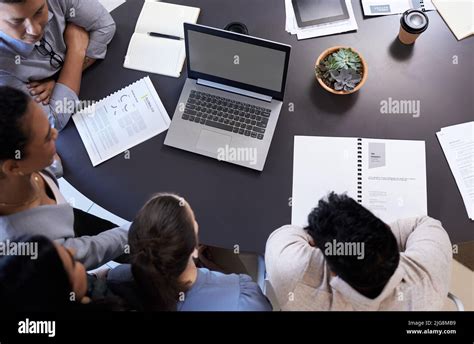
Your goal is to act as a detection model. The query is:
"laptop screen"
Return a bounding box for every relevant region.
[185,24,291,100]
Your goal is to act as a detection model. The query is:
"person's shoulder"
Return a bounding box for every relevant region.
[199,269,256,288]
[41,167,60,185]
[198,270,271,311]
[264,225,321,308]
[200,269,260,288]
[396,217,452,298]
[198,268,240,287]
[46,0,66,12]
[237,274,272,311]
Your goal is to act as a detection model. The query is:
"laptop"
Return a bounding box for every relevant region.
[164,23,291,171]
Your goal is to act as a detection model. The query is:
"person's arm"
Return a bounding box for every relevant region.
[64,0,116,61]
[26,52,94,105]
[237,274,273,311]
[39,23,89,131]
[264,225,321,309]
[57,23,89,94]
[389,217,453,297]
[58,223,130,270]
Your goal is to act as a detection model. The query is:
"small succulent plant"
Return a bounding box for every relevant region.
[330,69,362,92]
[316,48,364,92]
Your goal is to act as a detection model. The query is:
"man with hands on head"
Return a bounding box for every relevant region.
[265,193,452,311]
[0,0,116,131]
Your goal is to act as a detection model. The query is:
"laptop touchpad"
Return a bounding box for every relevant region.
[196,130,231,154]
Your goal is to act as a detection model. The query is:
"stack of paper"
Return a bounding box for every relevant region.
[361,0,436,16]
[284,0,358,40]
[432,0,474,40]
[73,77,171,167]
[437,122,474,220]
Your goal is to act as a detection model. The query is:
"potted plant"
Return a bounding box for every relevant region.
[315,46,368,95]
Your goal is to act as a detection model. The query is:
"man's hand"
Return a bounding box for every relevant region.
[64,23,89,55]
[27,78,56,105]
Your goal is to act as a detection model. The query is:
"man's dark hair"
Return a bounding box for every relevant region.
[0,86,30,161]
[305,192,400,298]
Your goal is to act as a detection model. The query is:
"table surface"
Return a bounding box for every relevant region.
[58,0,474,253]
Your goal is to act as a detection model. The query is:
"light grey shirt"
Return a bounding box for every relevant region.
[0,0,116,131]
[265,217,453,311]
[0,168,129,270]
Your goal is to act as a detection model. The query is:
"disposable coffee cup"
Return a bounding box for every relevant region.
[399,9,429,45]
[224,22,249,35]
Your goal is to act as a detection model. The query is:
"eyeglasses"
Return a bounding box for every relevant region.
[35,38,64,69]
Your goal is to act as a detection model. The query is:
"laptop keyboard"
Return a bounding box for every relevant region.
[182,90,271,140]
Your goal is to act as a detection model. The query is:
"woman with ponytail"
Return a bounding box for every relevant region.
[108,193,272,311]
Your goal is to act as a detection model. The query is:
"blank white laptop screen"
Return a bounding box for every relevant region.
[187,30,287,92]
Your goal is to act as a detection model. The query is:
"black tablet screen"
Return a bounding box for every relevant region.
[292,0,349,27]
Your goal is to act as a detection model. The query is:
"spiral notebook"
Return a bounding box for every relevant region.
[73,77,171,167]
[292,136,427,226]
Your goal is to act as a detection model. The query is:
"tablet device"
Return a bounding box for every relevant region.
[291,0,349,28]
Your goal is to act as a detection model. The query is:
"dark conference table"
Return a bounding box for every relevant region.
[57,0,474,253]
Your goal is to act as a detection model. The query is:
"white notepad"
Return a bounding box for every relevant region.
[432,0,474,40]
[124,1,200,77]
[72,77,171,167]
[292,136,427,226]
[437,122,474,220]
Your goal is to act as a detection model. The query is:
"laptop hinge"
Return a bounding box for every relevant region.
[197,79,273,103]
